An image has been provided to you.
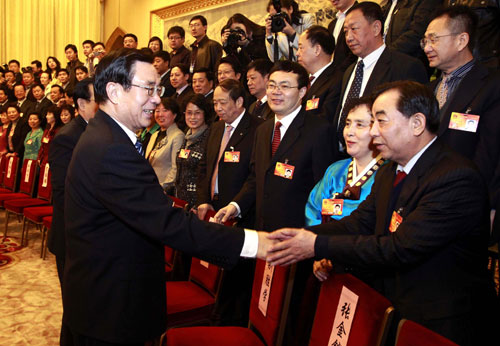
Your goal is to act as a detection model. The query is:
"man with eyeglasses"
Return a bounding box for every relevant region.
[189,15,222,74]
[62,49,273,345]
[168,26,191,67]
[424,5,500,223]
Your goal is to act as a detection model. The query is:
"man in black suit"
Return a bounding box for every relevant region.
[32,84,52,117]
[48,78,97,346]
[335,2,427,153]
[327,0,358,72]
[153,50,175,98]
[196,79,263,326]
[424,5,500,204]
[63,49,270,345]
[383,0,440,73]
[298,25,343,123]
[267,81,497,346]
[192,67,215,112]
[0,87,9,108]
[14,84,35,117]
[247,59,274,120]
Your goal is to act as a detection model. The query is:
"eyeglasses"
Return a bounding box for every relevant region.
[131,84,164,97]
[266,82,299,92]
[420,33,460,49]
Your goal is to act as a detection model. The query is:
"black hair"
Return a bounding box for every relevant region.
[65,44,78,54]
[344,95,373,116]
[51,85,64,95]
[431,5,478,51]
[159,97,181,122]
[58,68,69,76]
[153,50,171,62]
[217,79,246,103]
[31,60,42,69]
[148,36,164,51]
[193,67,215,82]
[171,63,190,76]
[60,104,76,119]
[8,60,20,67]
[346,2,384,25]
[219,57,243,76]
[45,104,63,130]
[168,26,186,38]
[269,60,309,90]
[267,0,306,26]
[185,94,212,124]
[123,33,138,43]
[73,77,94,110]
[82,40,95,48]
[32,83,45,92]
[190,15,207,27]
[305,25,335,56]
[94,48,153,104]
[75,65,89,74]
[247,59,274,78]
[226,13,265,38]
[46,56,61,75]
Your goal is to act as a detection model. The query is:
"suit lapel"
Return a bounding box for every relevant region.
[364,48,391,95]
[260,119,275,172]
[207,122,225,175]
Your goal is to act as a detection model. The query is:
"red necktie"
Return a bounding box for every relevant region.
[309,75,315,84]
[393,170,407,187]
[271,121,281,156]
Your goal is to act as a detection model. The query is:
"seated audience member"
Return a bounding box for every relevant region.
[32,84,52,117]
[170,63,194,124]
[168,26,191,67]
[265,0,315,62]
[189,15,223,73]
[298,25,343,122]
[5,104,30,159]
[60,104,75,124]
[246,59,274,120]
[14,84,35,117]
[147,98,184,194]
[192,68,215,106]
[46,56,62,80]
[153,50,175,97]
[23,112,44,161]
[50,85,65,106]
[148,36,163,53]
[175,94,211,209]
[424,5,500,207]
[267,81,498,346]
[306,97,383,226]
[75,66,89,82]
[0,107,10,156]
[222,13,269,68]
[37,105,63,166]
[123,33,138,49]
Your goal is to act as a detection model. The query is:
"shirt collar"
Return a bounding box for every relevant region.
[358,44,386,69]
[397,136,437,174]
[275,105,302,128]
[226,109,245,129]
[442,59,475,81]
[311,61,333,80]
[176,84,189,94]
[260,95,268,103]
[108,115,138,145]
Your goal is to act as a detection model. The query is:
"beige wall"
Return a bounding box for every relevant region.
[103,0,185,49]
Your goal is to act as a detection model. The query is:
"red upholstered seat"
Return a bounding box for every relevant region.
[308,273,394,346]
[165,260,295,346]
[0,156,19,192]
[23,206,53,223]
[166,326,264,346]
[0,194,34,207]
[395,319,459,346]
[3,198,50,213]
[42,216,52,228]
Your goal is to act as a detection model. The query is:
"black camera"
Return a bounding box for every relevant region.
[270,0,290,33]
[227,28,246,49]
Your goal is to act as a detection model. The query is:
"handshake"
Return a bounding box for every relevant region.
[256,228,317,266]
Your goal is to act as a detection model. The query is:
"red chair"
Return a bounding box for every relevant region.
[21,205,53,247]
[0,155,7,186]
[3,163,52,246]
[0,156,20,193]
[165,260,296,346]
[395,319,459,346]
[40,215,52,260]
[308,273,394,346]
[164,196,189,278]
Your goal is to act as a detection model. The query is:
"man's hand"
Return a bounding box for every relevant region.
[266,228,317,266]
[256,231,277,260]
[313,259,333,282]
[197,203,214,221]
[214,204,238,224]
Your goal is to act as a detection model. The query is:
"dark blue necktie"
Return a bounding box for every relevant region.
[339,60,364,138]
[135,140,144,156]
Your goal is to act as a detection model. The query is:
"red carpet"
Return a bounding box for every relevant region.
[0,237,23,268]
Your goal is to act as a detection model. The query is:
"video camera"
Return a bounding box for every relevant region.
[270,0,291,33]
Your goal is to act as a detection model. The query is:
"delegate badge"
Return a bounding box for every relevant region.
[449,112,480,133]
[274,162,295,180]
[389,211,403,232]
[42,137,50,143]
[224,151,240,163]
[178,149,190,159]
[322,198,344,216]
[306,97,320,111]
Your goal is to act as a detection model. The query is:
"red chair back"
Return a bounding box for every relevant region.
[165,246,175,266]
[0,155,6,185]
[2,156,19,190]
[18,159,38,195]
[189,258,222,296]
[37,163,52,200]
[309,273,394,346]
[248,260,296,346]
[395,319,459,346]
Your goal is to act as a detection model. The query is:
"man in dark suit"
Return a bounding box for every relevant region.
[31,84,52,117]
[14,84,35,117]
[192,67,215,114]
[196,79,263,326]
[267,81,497,346]
[327,0,358,72]
[246,59,274,120]
[63,49,270,345]
[298,25,343,123]
[424,5,500,204]
[334,2,427,153]
[153,50,175,97]
[383,0,440,67]
[47,78,97,346]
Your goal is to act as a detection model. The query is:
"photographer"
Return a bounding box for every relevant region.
[221,13,270,68]
[265,0,315,62]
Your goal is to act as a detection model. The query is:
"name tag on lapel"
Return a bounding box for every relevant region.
[224,151,240,163]
[274,162,295,179]
[306,97,320,111]
[178,149,190,159]
[389,211,403,232]
[449,112,480,133]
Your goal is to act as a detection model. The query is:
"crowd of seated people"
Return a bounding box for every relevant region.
[0,0,499,345]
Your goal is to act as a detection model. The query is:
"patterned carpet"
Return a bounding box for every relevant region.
[0,215,62,346]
